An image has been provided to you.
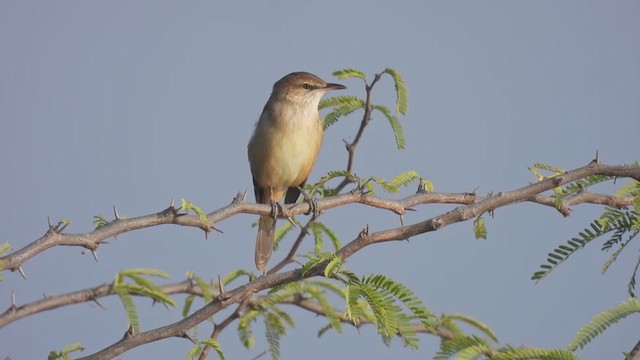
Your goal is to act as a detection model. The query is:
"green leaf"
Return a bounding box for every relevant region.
[324,257,344,278]
[202,338,225,360]
[321,98,366,130]
[372,104,406,150]
[237,309,259,349]
[221,268,255,286]
[390,170,420,189]
[434,335,490,360]
[47,343,85,360]
[332,68,366,80]
[194,275,213,304]
[473,216,487,240]
[274,220,297,251]
[382,68,408,115]
[568,297,640,351]
[114,287,140,332]
[182,294,195,317]
[311,221,341,251]
[93,215,108,229]
[181,199,209,228]
[443,313,498,342]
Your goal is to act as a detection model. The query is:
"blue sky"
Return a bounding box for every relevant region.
[1,1,639,359]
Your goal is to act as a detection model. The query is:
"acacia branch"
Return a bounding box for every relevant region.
[2,164,637,276]
[71,161,639,359]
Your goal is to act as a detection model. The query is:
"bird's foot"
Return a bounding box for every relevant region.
[297,186,319,221]
[270,200,296,226]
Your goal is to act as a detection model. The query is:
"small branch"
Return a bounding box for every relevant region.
[0,279,209,328]
[335,72,384,192]
[198,298,250,360]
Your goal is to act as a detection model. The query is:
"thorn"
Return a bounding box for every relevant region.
[93,298,107,310]
[405,207,417,212]
[47,216,52,228]
[233,190,247,204]
[170,197,175,208]
[11,291,16,308]
[595,149,600,164]
[471,186,480,194]
[182,332,197,344]
[17,267,26,280]
[218,274,224,296]
[58,221,69,233]
[92,249,99,262]
[113,204,120,220]
[399,214,404,226]
[122,325,134,339]
[42,293,47,299]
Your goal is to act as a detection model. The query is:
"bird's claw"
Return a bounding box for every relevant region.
[270,200,295,226]
[297,186,319,221]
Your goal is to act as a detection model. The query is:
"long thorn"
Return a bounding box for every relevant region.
[93,298,106,310]
[113,205,120,220]
[91,249,99,262]
[17,267,26,280]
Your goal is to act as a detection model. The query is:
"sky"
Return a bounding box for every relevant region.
[1,1,639,359]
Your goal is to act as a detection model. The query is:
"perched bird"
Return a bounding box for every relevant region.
[248,72,346,273]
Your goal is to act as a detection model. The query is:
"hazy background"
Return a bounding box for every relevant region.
[1,1,639,359]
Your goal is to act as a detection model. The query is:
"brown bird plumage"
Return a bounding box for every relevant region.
[247,72,346,273]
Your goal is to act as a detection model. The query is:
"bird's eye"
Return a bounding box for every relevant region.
[302,83,312,90]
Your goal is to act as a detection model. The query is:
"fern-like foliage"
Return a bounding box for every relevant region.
[180,198,209,228]
[440,314,498,343]
[309,221,341,253]
[367,170,421,194]
[47,343,85,360]
[568,297,640,351]
[321,68,408,148]
[473,216,487,240]
[273,218,298,251]
[381,68,408,115]
[113,268,176,332]
[332,68,366,81]
[491,347,578,360]
[184,338,225,360]
[301,251,339,276]
[306,169,355,198]
[343,274,436,349]
[319,95,365,129]
[237,308,260,349]
[182,272,214,316]
[372,104,406,149]
[532,207,639,283]
[93,215,108,229]
[434,335,491,360]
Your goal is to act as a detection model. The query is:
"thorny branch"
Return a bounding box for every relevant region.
[3,164,636,275]
[27,161,634,360]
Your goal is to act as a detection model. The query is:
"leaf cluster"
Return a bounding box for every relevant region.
[113,268,176,332]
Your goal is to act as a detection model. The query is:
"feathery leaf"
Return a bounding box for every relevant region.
[382,68,408,115]
[372,104,406,149]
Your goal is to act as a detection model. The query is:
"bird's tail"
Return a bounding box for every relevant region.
[255,215,276,273]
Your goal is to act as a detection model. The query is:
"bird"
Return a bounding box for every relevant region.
[247,72,346,273]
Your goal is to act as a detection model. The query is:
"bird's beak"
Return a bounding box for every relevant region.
[325,83,347,91]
